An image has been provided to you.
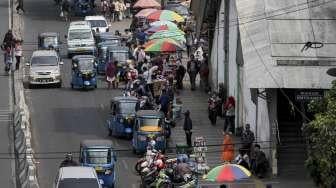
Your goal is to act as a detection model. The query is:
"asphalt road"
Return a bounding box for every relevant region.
[22,1,226,188]
[0,0,15,187]
[22,0,140,187]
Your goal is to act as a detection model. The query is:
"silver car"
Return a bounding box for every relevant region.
[28,50,63,88]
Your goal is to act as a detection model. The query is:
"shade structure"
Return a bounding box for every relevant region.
[150,21,179,29]
[149,30,186,43]
[133,0,161,9]
[144,39,184,53]
[135,8,158,18]
[147,10,185,23]
[206,164,251,182]
[145,25,185,35]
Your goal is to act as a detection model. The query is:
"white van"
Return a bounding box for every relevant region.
[54,166,102,188]
[66,21,96,58]
[85,15,110,33]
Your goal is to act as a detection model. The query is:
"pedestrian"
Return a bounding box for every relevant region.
[101,0,109,17]
[136,46,146,64]
[221,131,234,163]
[14,40,22,70]
[118,0,126,20]
[199,53,209,92]
[159,89,170,116]
[16,0,25,14]
[106,61,118,89]
[187,54,199,90]
[234,148,250,170]
[176,61,186,90]
[61,0,70,22]
[223,96,235,133]
[113,0,119,22]
[124,0,131,18]
[251,144,269,178]
[136,29,147,45]
[143,65,158,97]
[241,124,255,156]
[109,0,116,22]
[185,30,194,57]
[2,29,14,49]
[183,110,192,147]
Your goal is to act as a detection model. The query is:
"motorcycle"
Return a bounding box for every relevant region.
[141,168,172,188]
[59,153,79,168]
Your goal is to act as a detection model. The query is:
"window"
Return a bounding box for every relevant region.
[85,149,111,164]
[109,51,128,62]
[117,102,137,114]
[78,59,94,71]
[139,118,160,127]
[43,37,57,47]
[31,56,58,66]
[69,29,92,40]
[58,178,100,188]
[88,20,107,28]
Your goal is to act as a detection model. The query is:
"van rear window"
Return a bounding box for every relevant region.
[69,29,92,40]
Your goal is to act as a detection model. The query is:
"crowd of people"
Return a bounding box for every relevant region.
[1,29,23,72]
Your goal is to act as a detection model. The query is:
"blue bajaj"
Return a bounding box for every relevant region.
[108,96,140,139]
[80,140,117,188]
[71,55,97,89]
[72,0,95,16]
[132,110,166,154]
[96,41,120,74]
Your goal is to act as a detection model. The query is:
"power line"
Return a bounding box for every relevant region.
[243,24,311,122]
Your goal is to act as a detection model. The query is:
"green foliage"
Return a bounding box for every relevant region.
[303,80,336,187]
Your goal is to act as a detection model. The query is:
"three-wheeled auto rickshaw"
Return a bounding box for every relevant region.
[107,96,140,139]
[79,139,117,188]
[71,55,97,89]
[132,110,166,154]
[95,32,121,46]
[106,46,132,81]
[96,41,121,74]
[38,32,61,52]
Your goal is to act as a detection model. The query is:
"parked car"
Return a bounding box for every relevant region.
[54,166,102,188]
[27,50,63,88]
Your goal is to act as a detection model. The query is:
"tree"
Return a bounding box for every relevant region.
[303,80,336,188]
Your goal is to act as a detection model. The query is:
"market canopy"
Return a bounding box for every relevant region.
[149,30,186,43]
[133,0,161,9]
[150,21,179,29]
[144,38,184,53]
[135,8,158,18]
[145,25,185,35]
[206,164,251,182]
[147,10,185,23]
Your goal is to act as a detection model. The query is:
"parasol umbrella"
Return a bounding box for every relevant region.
[149,30,186,43]
[145,25,185,35]
[147,10,185,23]
[206,164,252,182]
[135,8,158,18]
[133,0,161,9]
[150,21,179,29]
[144,39,184,53]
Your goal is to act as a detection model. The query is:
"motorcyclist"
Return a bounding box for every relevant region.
[59,153,78,168]
[175,155,192,182]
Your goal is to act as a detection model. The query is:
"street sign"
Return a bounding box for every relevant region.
[295,90,324,102]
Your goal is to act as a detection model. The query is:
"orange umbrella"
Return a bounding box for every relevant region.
[133,0,161,9]
[135,8,158,18]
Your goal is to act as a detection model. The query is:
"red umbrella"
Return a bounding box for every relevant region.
[133,0,161,9]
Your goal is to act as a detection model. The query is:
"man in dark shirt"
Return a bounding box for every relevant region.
[183,110,192,147]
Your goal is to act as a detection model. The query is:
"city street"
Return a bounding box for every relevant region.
[21,0,224,187]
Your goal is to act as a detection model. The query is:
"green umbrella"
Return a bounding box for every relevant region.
[149,30,186,43]
[144,38,184,53]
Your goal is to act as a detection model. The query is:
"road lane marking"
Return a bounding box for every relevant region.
[121,159,128,170]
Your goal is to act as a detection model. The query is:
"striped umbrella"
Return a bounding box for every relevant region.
[133,0,161,9]
[147,10,185,23]
[149,30,186,43]
[135,8,158,18]
[144,39,184,53]
[145,25,185,35]
[206,164,252,182]
[150,21,179,29]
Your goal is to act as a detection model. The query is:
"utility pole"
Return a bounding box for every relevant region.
[223,0,230,96]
